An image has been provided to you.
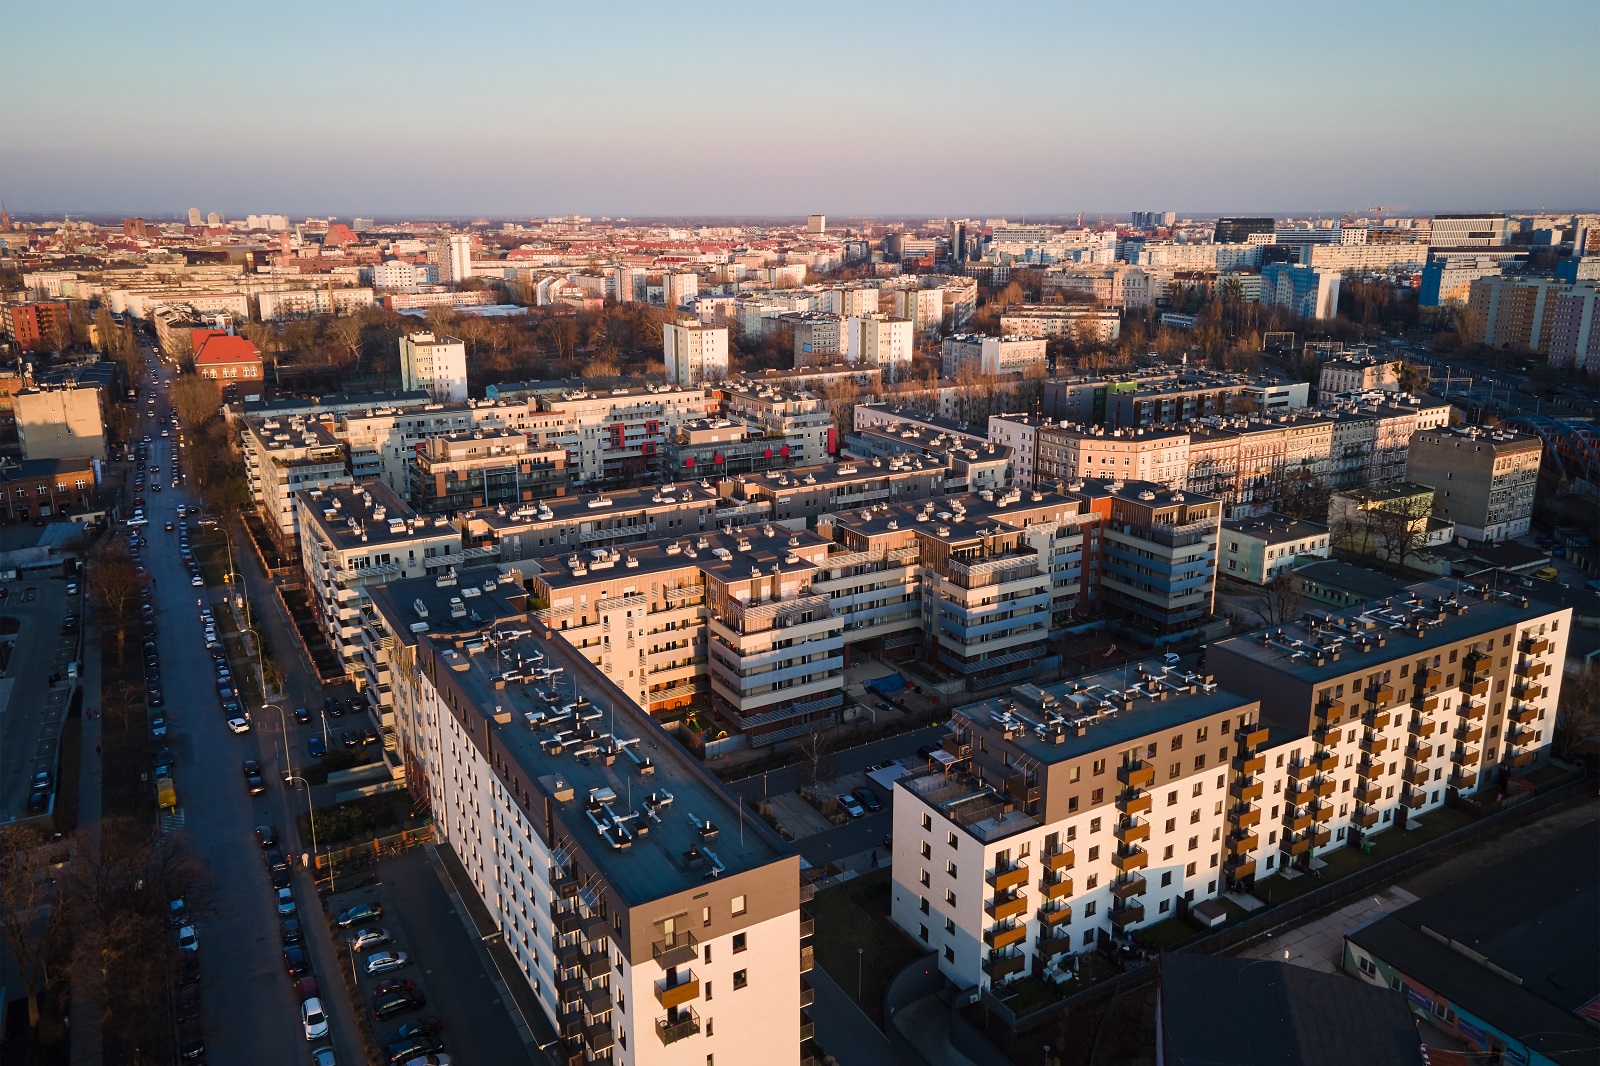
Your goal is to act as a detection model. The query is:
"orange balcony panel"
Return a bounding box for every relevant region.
[1462,676,1489,698]
[1354,807,1380,829]
[1316,752,1339,774]
[1227,858,1257,880]
[1355,782,1383,805]
[655,975,700,1010]
[1112,875,1147,900]
[1451,770,1478,791]
[1037,906,1072,927]
[1404,765,1429,787]
[1285,811,1312,833]
[1288,761,1316,782]
[1312,777,1336,798]
[1109,903,1145,931]
[1115,819,1150,844]
[1230,780,1264,803]
[1509,704,1539,724]
[1360,735,1388,756]
[1238,726,1269,750]
[1312,827,1332,848]
[1455,724,1483,745]
[1286,834,1311,856]
[1112,847,1148,873]
[1402,787,1429,807]
[1041,877,1072,901]
[1409,716,1436,738]
[983,952,1026,981]
[984,924,1027,950]
[1366,684,1395,705]
[1411,694,1439,714]
[1313,723,1339,746]
[1117,791,1153,816]
[1511,751,1537,769]
[1364,709,1393,730]
[1460,700,1486,721]
[1232,804,1261,829]
[1418,668,1442,689]
[1453,745,1479,766]
[1118,761,1154,788]
[1515,660,1539,678]
[988,864,1028,893]
[986,895,1028,922]
[1359,759,1387,779]
[1522,636,1551,656]
[1235,753,1267,775]
[1230,832,1259,854]
[1044,847,1074,872]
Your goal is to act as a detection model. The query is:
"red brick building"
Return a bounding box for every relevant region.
[1,302,72,352]
[191,330,264,384]
[0,456,97,521]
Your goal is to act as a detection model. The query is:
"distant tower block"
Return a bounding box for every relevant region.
[188,207,202,226]
[807,214,825,235]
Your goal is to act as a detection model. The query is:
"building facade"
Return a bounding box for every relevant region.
[399,332,468,402]
[1406,426,1541,543]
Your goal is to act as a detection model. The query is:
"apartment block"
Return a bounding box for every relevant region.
[256,287,375,320]
[1545,283,1600,370]
[844,428,1010,496]
[718,386,833,467]
[399,331,468,402]
[789,313,844,365]
[1219,513,1330,585]
[296,481,473,683]
[1259,263,1341,320]
[941,335,1048,378]
[1066,480,1221,639]
[998,305,1122,345]
[539,384,715,487]
[663,420,793,482]
[1406,426,1541,543]
[0,456,97,522]
[365,566,807,1066]
[241,415,351,556]
[458,483,741,564]
[1035,424,1190,489]
[1318,357,1400,398]
[846,316,914,378]
[664,323,730,386]
[1462,276,1598,355]
[410,429,569,513]
[721,457,946,531]
[985,415,1043,488]
[891,661,1265,992]
[14,383,106,461]
[0,302,71,351]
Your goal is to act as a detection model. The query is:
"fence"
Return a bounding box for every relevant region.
[310,824,433,880]
[981,774,1590,1035]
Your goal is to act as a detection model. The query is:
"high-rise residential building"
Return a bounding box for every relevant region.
[807,214,826,235]
[365,565,809,1066]
[609,265,645,303]
[940,334,1048,377]
[663,323,730,386]
[892,287,945,333]
[409,429,569,513]
[664,272,699,310]
[1406,426,1541,544]
[206,211,220,227]
[187,207,202,226]
[1259,263,1341,320]
[790,313,845,366]
[1428,213,1509,249]
[1213,217,1275,243]
[431,233,473,284]
[1546,282,1600,369]
[14,383,107,461]
[986,415,1044,488]
[241,415,352,558]
[818,286,879,319]
[1461,276,1599,356]
[399,331,468,402]
[846,316,913,378]
[999,305,1122,345]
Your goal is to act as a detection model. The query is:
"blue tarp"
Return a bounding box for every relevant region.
[866,673,905,695]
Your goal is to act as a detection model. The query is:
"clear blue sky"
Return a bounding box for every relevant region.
[3,0,1596,218]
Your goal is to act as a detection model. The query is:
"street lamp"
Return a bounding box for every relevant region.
[268,702,289,780]
[856,947,864,1003]
[285,774,327,892]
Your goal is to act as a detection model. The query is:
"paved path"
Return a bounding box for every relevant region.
[1235,884,1419,972]
[69,615,104,1066]
[808,962,897,1066]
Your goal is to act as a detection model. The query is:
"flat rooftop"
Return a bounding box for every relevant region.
[298,481,456,550]
[477,483,724,532]
[1222,513,1330,542]
[533,526,828,591]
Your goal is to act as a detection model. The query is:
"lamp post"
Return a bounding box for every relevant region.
[856,947,864,1003]
[268,702,288,779]
[285,774,325,892]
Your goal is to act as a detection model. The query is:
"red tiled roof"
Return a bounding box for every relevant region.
[193,333,262,366]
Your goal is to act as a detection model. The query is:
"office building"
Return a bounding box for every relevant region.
[941,335,1048,378]
[296,482,472,682]
[410,429,570,513]
[365,566,808,1066]
[1219,514,1330,585]
[664,323,730,386]
[13,383,106,461]
[1427,214,1509,249]
[1214,217,1276,244]
[399,332,468,402]
[1406,426,1541,544]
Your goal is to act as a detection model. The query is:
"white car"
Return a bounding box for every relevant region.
[177,925,199,952]
[836,793,866,818]
[301,997,330,1041]
[191,575,204,587]
[227,712,252,734]
[364,950,410,975]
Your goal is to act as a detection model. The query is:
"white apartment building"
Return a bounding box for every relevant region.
[433,233,474,283]
[999,306,1122,344]
[986,415,1043,488]
[241,415,352,556]
[1034,424,1190,488]
[820,286,879,319]
[664,323,730,386]
[664,272,699,309]
[847,316,914,378]
[893,288,944,334]
[1219,514,1331,585]
[1319,358,1400,398]
[372,260,435,291]
[941,335,1048,378]
[257,287,375,320]
[399,331,468,402]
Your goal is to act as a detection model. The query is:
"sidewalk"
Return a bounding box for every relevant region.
[69,622,105,1066]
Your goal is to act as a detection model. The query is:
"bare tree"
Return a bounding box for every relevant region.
[1252,572,1303,626]
[171,374,222,429]
[1552,671,1600,760]
[0,825,74,1028]
[795,726,837,790]
[1367,495,1435,573]
[89,539,143,666]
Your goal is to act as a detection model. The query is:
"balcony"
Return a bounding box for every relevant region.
[1316,751,1340,774]
[1110,903,1145,932]
[652,931,698,969]
[800,979,814,1009]
[1460,699,1486,721]
[1043,846,1074,872]
[1402,787,1429,807]
[1284,810,1312,833]
[1112,875,1147,900]
[656,1007,701,1046]
[1286,834,1311,856]
[1410,693,1439,714]
[1355,782,1383,805]
[1358,758,1386,779]
[585,1022,615,1053]
[1404,765,1429,787]
[1354,807,1380,829]
[1511,751,1537,769]
[1116,789,1153,816]
[1230,831,1259,854]
[1312,826,1332,848]
[1363,709,1393,730]
[583,985,613,1015]
[1506,724,1536,746]
[1226,857,1256,880]
[799,1010,815,1043]
[1238,726,1269,750]
[1236,752,1267,776]
[1041,875,1073,901]
[1409,716,1436,738]
[1112,846,1148,873]
[1360,735,1388,756]
[1522,636,1551,656]
[1462,676,1489,698]
[1417,667,1442,690]
[1118,761,1154,788]
[984,923,1028,950]
[1509,703,1539,725]
[1455,722,1484,745]
[799,908,814,939]
[1313,722,1339,746]
[1515,660,1539,679]
[800,944,814,973]
[1231,804,1261,829]
[1365,683,1395,705]
[1451,769,1478,790]
[985,894,1028,922]
[987,861,1029,893]
[983,950,1027,982]
[1287,760,1316,782]
[1115,818,1150,844]
[1453,744,1479,765]
[1038,905,1072,927]
[1230,779,1264,803]
[656,973,700,1005]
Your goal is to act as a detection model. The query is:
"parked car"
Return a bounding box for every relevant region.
[311,1047,337,1066]
[308,735,326,758]
[302,997,331,1041]
[277,887,297,916]
[169,898,189,926]
[245,771,266,795]
[384,1018,445,1061]
[399,1055,452,1066]
[177,925,199,952]
[255,825,278,848]
[284,945,309,977]
[853,786,882,813]
[337,901,383,927]
[365,951,410,976]
[294,706,311,724]
[349,928,391,953]
[282,917,304,945]
[836,793,866,818]
[373,988,426,1021]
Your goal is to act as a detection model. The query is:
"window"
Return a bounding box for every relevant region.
[732,933,746,954]
[946,860,957,878]
[920,841,931,859]
[1161,872,1172,887]
[947,832,958,848]
[1167,791,1178,807]
[920,869,930,887]
[702,906,711,926]
[1087,846,1099,862]
[1083,901,1097,917]
[944,917,955,934]
[1089,818,1102,834]
[1186,862,1196,877]
[945,889,956,906]
[919,924,929,942]
[705,981,713,1000]
[1358,955,1377,977]
[1091,788,1104,805]
[731,895,747,917]
[944,946,955,962]
[921,814,932,831]
[733,969,748,990]
[920,897,929,914]
[1164,818,1176,833]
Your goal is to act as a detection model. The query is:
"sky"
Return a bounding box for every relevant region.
[3,0,1597,219]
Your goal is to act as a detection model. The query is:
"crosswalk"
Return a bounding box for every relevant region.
[159,807,186,835]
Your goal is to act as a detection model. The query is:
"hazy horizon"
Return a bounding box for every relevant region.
[4,0,1597,218]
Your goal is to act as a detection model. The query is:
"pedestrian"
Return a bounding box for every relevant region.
[95,744,100,755]
[870,849,878,869]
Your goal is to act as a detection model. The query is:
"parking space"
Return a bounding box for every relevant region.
[0,572,81,821]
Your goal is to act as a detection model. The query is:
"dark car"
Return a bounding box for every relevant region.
[327,698,345,718]
[243,758,262,778]
[178,953,201,988]
[271,865,292,890]
[176,983,202,1023]
[384,1018,444,1050]
[265,849,289,874]
[341,729,361,749]
[308,735,327,758]
[294,706,311,724]
[853,786,882,813]
[387,1033,446,1064]
[255,825,278,848]
[282,917,304,945]
[177,1023,205,1062]
[362,726,379,744]
[283,946,309,977]
[373,989,426,1022]
[62,614,79,632]
[338,901,384,927]
[245,772,266,795]
[26,790,49,813]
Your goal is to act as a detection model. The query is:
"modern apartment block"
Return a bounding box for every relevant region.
[1210,579,1570,843]
[458,483,747,564]
[1066,479,1221,639]
[664,322,730,386]
[296,481,476,682]
[241,415,351,557]
[846,315,914,377]
[1406,426,1542,543]
[940,334,1048,378]
[539,384,715,486]
[890,661,1267,992]
[409,429,569,513]
[718,386,833,467]
[399,332,468,402]
[1461,276,1599,356]
[366,566,808,1066]
[720,457,947,531]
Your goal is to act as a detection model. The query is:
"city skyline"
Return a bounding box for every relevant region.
[3,0,1597,217]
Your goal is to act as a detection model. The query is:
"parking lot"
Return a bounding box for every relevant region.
[0,571,82,823]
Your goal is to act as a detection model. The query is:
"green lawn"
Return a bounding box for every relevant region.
[1522,764,1570,789]
[1135,916,1202,952]
[1258,805,1480,902]
[806,869,926,1026]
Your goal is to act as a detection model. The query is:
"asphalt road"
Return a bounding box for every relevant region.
[132,349,364,1066]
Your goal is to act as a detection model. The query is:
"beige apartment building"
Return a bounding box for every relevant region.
[1406,425,1542,543]
[241,415,351,556]
[14,383,106,461]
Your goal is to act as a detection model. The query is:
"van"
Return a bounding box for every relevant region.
[1533,566,1559,580]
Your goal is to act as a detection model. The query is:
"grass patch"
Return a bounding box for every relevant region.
[1135,915,1201,952]
[806,869,926,1026]
[1253,867,1326,906]
[1257,805,1480,903]
[1522,764,1570,789]
[296,790,421,848]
